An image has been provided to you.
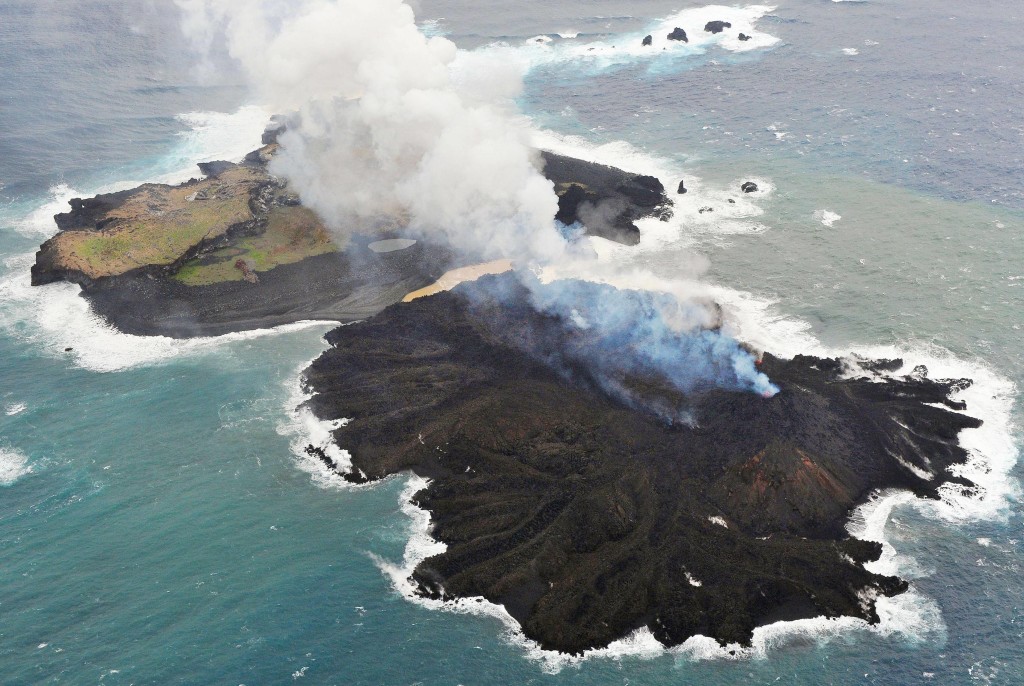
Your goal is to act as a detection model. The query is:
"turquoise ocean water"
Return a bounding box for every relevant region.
[1,1,1022,683]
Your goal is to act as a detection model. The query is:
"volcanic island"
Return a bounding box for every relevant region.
[32,124,982,654]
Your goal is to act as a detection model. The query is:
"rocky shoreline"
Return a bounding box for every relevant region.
[300,273,981,654]
[30,130,985,656]
[32,142,669,337]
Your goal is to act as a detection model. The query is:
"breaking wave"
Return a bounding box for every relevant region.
[462,4,781,76]
[0,447,31,486]
[0,106,342,373]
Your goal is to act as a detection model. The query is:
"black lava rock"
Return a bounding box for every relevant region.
[677,180,687,195]
[261,115,288,145]
[642,34,653,46]
[302,273,981,654]
[667,27,688,42]
[738,33,751,42]
[554,184,592,227]
[196,160,236,178]
[704,21,732,34]
[741,181,759,193]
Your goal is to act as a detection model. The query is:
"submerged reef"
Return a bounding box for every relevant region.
[301,273,981,654]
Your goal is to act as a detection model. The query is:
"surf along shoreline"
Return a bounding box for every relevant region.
[30,122,671,338]
[297,270,985,655]
[28,124,1011,661]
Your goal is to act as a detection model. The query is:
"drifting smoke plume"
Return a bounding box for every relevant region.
[176,0,567,262]
[477,274,779,422]
[175,0,778,406]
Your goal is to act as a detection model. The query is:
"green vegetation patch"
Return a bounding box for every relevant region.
[173,206,339,286]
[49,167,266,280]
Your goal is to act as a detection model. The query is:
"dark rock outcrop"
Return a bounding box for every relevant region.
[196,160,236,178]
[677,180,687,195]
[301,273,980,654]
[739,33,751,42]
[261,115,288,145]
[542,151,671,246]
[741,181,759,193]
[52,190,135,232]
[642,34,653,46]
[704,21,732,34]
[667,27,688,42]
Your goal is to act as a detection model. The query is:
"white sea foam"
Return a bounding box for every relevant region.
[469,4,780,75]
[161,107,270,181]
[639,4,781,53]
[11,182,82,238]
[277,352,395,492]
[0,447,31,486]
[374,470,947,673]
[532,128,773,259]
[842,47,860,56]
[532,127,1018,525]
[4,402,27,416]
[8,105,269,239]
[0,252,334,372]
[418,18,447,38]
[361,239,1018,669]
[815,209,842,227]
[0,106,347,372]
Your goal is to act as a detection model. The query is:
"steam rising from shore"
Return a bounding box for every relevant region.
[175,0,777,401]
[176,0,566,263]
[520,276,779,409]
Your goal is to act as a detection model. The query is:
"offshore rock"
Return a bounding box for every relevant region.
[705,21,732,34]
[741,181,759,193]
[543,151,671,246]
[667,27,688,42]
[642,34,653,46]
[301,273,981,654]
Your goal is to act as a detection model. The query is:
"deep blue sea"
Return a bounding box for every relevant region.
[1,1,1023,683]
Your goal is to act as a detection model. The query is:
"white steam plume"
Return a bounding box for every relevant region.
[175,0,778,401]
[175,0,568,262]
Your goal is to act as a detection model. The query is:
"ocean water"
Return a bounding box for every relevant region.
[1,1,1022,684]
